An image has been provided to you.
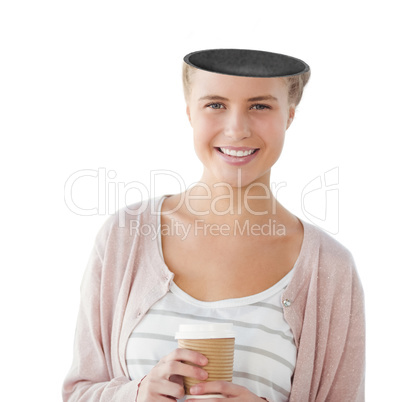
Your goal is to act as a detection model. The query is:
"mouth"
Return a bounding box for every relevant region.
[217,147,259,157]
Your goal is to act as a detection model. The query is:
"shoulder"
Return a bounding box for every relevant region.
[295,220,363,298]
[303,220,355,268]
[302,220,363,295]
[316,225,354,265]
[81,196,169,291]
[93,196,165,258]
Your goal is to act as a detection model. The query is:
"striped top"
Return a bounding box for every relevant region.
[126,270,296,401]
[63,194,365,402]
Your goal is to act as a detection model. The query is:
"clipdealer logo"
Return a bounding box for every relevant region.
[64,167,340,235]
[301,167,339,234]
[128,218,287,241]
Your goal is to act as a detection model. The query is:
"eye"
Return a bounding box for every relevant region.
[206,102,225,110]
[251,104,271,110]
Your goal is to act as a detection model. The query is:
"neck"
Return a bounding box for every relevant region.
[183,170,280,224]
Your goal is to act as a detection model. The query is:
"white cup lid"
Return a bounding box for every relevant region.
[175,323,235,340]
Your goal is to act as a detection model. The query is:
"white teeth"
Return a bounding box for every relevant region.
[220,147,256,157]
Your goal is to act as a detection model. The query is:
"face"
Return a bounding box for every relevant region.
[186,70,295,188]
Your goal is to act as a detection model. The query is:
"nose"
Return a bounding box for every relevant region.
[223,110,251,141]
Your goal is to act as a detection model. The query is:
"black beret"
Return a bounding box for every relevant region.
[184,48,309,78]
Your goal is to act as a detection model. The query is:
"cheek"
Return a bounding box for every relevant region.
[192,114,220,143]
[255,116,287,142]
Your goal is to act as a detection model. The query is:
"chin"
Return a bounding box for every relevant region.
[215,170,269,189]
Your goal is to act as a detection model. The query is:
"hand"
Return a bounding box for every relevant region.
[186,381,264,401]
[136,348,208,401]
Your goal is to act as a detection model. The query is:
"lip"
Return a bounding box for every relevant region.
[215,146,260,166]
[217,146,258,151]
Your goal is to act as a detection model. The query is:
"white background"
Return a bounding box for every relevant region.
[1,1,401,400]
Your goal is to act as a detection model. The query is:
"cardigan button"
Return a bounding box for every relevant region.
[283,299,291,307]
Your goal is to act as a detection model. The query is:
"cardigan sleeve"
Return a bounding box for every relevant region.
[62,229,140,401]
[311,248,366,402]
[324,264,365,401]
[287,230,366,402]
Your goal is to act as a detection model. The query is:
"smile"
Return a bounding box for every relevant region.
[218,147,258,157]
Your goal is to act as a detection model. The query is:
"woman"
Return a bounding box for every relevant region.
[63,49,365,401]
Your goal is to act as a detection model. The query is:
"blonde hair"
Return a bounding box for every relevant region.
[284,71,311,107]
[182,62,197,103]
[182,62,310,107]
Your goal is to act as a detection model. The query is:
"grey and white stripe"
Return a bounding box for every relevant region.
[126,275,296,402]
[148,308,295,343]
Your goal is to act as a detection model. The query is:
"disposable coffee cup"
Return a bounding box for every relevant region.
[175,323,235,399]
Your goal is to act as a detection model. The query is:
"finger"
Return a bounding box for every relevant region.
[169,374,184,385]
[158,379,186,400]
[159,360,208,382]
[140,376,185,400]
[186,398,227,402]
[159,396,180,402]
[190,380,244,397]
[161,348,208,366]
[186,396,234,402]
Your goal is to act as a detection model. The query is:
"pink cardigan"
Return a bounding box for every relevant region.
[62,196,365,401]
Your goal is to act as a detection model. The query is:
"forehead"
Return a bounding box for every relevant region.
[190,69,287,100]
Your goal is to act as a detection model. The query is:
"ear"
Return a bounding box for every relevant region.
[286,106,295,130]
[186,105,193,126]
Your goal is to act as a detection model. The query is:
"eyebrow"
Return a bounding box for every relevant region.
[198,95,278,102]
[198,95,229,102]
[248,95,278,102]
